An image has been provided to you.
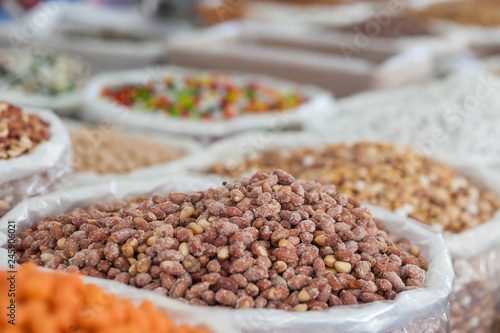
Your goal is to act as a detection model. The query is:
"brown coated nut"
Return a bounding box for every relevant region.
[15,170,429,312]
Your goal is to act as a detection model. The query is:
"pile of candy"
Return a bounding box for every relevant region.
[101,73,308,120]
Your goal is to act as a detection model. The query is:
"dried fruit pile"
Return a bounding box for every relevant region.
[100,73,307,120]
[70,129,184,174]
[0,102,50,160]
[211,142,500,233]
[15,170,428,311]
[0,263,211,333]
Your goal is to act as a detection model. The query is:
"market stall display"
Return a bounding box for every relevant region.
[0,263,213,333]
[190,132,500,333]
[0,102,72,218]
[83,66,334,138]
[168,21,433,97]
[0,49,91,115]
[0,173,453,332]
[3,0,500,331]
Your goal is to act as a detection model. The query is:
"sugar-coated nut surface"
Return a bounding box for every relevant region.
[15,170,428,311]
[211,142,500,233]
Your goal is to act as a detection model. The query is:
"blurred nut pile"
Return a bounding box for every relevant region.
[210,142,500,233]
[14,170,428,311]
[450,252,500,333]
[0,102,50,160]
[196,1,248,26]
[417,0,500,27]
[339,13,432,38]
[0,263,211,333]
[70,129,184,174]
[0,48,91,96]
[0,183,14,218]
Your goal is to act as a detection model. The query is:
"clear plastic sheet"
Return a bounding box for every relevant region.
[82,65,335,139]
[0,108,72,218]
[0,174,453,333]
[173,131,500,333]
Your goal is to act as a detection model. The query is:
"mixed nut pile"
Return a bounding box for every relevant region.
[70,129,184,174]
[210,142,500,233]
[14,170,428,310]
[101,73,308,120]
[0,102,50,160]
[0,49,91,96]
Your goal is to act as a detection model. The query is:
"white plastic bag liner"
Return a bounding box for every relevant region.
[0,174,453,333]
[180,131,500,332]
[28,2,174,71]
[245,1,376,28]
[61,119,201,186]
[82,65,335,138]
[167,21,434,98]
[0,107,72,217]
[307,72,500,168]
[0,91,84,117]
